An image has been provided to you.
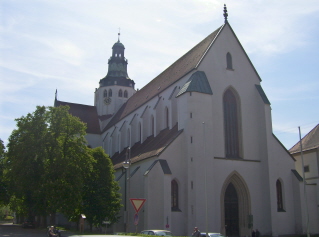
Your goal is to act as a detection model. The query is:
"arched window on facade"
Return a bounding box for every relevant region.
[124,90,128,98]
[109,89,113,97]
[108,139,112,156]
[226,52,233,69]
[171,180,179,211]
[103,89,107,98]
[119,89,123,97]
[127,128,131,148]
[151,115,155,136]
[117,134,121,153]
[166,107,169,129]
[276,179,284,211]
[223,89,241,158]
[138,122,142,142]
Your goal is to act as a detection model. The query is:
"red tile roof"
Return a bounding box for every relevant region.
[55,100,100,134]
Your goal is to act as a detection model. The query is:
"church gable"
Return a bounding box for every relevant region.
[196,22,262,86]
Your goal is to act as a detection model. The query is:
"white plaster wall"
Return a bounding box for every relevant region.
[293,150,319,234]
[294,151,319,181]
[95,85,135,117]
[108,23,308,237]
[267,137,298,236]
[195,24,274,234]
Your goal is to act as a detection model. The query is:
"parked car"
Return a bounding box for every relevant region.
[200,233,224,237]
[22,219,36,228]
[141,230,173,236]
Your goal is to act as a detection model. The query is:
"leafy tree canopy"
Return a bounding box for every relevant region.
[82,147,121,229]
[5,105,95,219]
[0,138,8,205]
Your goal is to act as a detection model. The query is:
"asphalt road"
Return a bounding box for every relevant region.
[0,222,126,237]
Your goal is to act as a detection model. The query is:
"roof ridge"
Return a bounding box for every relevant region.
[56,100,94,108]
[103,25,224,132]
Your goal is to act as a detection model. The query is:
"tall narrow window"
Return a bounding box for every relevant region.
[166,107,169,128]
[118,89,123,97]
[109,89,113,97]
[171,180,179,211]
[124,90,128,98]
[151,115,155,136]
[117,134,121,152]
[103,90,107,98]
[276,179,284,211]
[226,52,233,69]
[108,139,112,156]
[138,122,142,142]
[223,89,241,158]
[127,128,131,148]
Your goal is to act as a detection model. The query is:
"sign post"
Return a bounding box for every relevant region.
[130,199,146,233]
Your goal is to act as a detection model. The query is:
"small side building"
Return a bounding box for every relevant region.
[290,124,319,234]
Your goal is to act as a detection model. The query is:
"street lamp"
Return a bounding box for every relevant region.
[123,147,131,233]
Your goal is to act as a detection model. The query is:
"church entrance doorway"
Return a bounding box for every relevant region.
[220,171,251,237]
[224,182,239,237]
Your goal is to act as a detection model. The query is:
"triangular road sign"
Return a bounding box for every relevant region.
[130,198,146,213]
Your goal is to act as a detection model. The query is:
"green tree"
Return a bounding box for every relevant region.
[43,106,94,220]
[0,139,8,205]
[6,106,48,218]
[82,147,121,230]
[5,105,94,224]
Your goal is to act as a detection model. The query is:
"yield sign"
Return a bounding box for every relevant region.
[130,198,146,213]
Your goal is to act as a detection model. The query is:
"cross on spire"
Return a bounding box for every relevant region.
[118,27,121,42]
[223,4,228,23]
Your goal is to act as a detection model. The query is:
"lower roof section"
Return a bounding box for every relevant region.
[112,124,183,169]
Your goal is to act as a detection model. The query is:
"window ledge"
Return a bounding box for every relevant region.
[226,68,234,71]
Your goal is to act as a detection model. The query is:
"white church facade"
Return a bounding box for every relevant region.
[55,6,318,237]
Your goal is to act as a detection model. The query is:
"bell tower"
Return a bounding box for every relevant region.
[95,33,135,119]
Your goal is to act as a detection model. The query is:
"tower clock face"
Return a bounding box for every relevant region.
[104,97,112,105]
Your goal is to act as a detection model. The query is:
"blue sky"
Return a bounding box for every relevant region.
[1,0,318,150]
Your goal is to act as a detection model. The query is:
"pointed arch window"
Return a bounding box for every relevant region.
[117,134,121,152]
[119,89,123,97]
[138,122,142,142]
[103,90,107,98]
[127,128,131,148]
[171,180,180,211]
[165,107,169,129]
[124,90,128,98]
[151,115,155,136]
[108,89,112,97]
[276,179,285,211]
[223,89,241,158]
[226,52,233,69]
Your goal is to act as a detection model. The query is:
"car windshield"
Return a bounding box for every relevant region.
[155,231,172,236]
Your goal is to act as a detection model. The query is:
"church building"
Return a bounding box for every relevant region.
[55,6,318,236]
